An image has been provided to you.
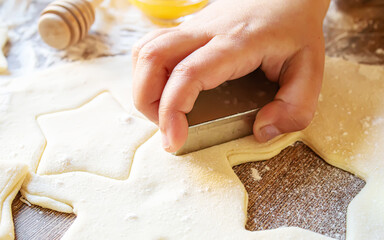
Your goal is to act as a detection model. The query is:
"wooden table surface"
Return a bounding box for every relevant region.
[9,0,384,240]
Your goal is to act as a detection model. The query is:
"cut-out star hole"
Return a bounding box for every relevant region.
[232,142,366,240]
[12,193,75,240]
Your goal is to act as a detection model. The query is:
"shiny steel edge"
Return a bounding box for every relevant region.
[173,109,259,155]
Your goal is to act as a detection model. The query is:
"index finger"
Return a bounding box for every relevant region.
[132,30,209,123]
[159,36,263,152]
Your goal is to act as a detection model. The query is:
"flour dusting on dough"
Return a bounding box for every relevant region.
[9,56,384,240]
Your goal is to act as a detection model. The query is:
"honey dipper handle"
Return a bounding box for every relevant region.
[38,0,98,49]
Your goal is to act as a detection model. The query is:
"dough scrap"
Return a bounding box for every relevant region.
[0,56,383,239]
[0,162,28,240]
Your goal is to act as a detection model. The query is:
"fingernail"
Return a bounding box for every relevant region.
[258,125,281,142]
[161,132,171,151]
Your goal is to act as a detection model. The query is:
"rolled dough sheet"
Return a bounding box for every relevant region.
[1,56,383,239]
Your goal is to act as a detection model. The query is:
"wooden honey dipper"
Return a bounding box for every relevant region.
[38,0,103,49]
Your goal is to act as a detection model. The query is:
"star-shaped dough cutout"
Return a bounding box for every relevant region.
[37,92,157,180]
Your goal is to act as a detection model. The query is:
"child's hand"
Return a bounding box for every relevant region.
[132,0,330,152]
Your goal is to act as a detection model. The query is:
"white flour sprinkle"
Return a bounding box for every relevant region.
[251,168,261,181]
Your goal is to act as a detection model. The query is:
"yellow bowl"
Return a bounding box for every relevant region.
[130,0,208,25]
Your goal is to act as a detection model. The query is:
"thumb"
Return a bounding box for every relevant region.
[254,46,324,142]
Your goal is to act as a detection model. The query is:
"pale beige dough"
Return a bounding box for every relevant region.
[0,56,383,239]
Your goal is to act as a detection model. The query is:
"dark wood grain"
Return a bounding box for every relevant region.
[12,195,75,240]
[233,142,365,240]
[324,0,384,65]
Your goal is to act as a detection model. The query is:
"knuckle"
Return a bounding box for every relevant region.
[158,105,170,116]
[154,28,175,36]
[132,92,148,114]
[138,42,162,63]
[224,23,253,43]
[226,32,244,43]
[132,42,143,57]
[173,62,196,79]
[133,96,145,112]
[158,105,173,122]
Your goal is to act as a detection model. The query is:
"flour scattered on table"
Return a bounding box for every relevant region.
[376,48,384,55]
[251,168,262,181]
